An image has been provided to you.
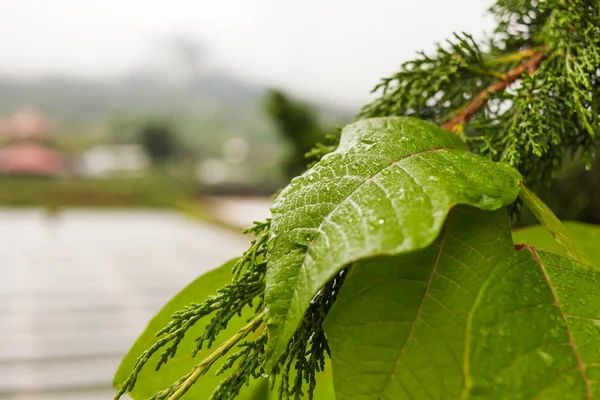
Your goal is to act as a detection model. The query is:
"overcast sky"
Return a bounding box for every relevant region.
[0,0,495,108]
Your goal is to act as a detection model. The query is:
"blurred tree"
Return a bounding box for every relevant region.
[139,122,178,166]
[264,90,327,178]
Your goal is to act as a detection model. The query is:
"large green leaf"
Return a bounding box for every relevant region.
[513,222,600,267]
[326,208,600,399]
[324,206,514,400]
[114,258,263,400]
[465,247,600,399]
[265,117,522,367]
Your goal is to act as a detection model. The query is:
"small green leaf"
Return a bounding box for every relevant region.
[265,117,522,367]
[519,185,591,265]
[113,258,261,399]
[324,206,514,400]
[465,247,600,398]
[513,222,600,268]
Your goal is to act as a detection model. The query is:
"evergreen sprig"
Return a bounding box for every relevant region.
[359,0,600,187]
[117,217,345,400]
[115,221,270,399]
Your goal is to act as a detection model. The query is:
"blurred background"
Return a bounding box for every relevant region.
[0,1,598,399]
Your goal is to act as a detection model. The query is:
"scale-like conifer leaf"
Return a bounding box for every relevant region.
[113,258,262,399]
[264,117,522,367]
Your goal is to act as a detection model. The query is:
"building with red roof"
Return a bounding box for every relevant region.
[0,108,64,176]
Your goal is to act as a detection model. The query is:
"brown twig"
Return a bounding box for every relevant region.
[441,47,549,133]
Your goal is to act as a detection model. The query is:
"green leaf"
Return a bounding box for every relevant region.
[513,222,600,268]
[465,247,600,399]
[113,258,262,400]
[265,117,522,367]
[324,206,514,400]
[518,185,591,265]
[325,207,600,399]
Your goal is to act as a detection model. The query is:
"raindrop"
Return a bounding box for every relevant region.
[361,138,376,145]
[378,219,385,225]
[381,170,391,176]
[321,153,340,166]
[537,349,554,365]
[428,175,439,182]
[461,188,483,202]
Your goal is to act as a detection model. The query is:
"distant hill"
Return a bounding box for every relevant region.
[0,71,352,149]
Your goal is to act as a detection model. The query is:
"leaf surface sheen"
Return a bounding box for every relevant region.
[264,117,522,367]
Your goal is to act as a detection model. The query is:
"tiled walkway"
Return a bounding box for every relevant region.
[0,209,247,400]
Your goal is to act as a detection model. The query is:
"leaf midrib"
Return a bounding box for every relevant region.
[270,147,452,357]
[377,209,454,399]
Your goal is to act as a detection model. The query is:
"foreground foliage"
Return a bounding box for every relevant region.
[114,0,600,399]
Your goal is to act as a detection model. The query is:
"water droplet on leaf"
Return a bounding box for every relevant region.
[321,153,340,166]
[537,349,554,365]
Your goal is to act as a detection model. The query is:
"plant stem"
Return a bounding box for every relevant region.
[518,185,592,266]
[486,46,547,65]
[441,47,548,133]
[166,312,265,400]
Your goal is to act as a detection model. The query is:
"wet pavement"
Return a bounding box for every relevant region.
[0,209,248,399]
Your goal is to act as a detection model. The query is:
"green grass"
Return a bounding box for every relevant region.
[0,174,198,211]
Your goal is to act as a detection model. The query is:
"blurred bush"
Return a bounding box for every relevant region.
[139,121,179,166]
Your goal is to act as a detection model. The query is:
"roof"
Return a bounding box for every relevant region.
[0,143,63,176]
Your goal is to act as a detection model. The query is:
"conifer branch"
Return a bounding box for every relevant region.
[441,46,549,133]
[165,312,265,400]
